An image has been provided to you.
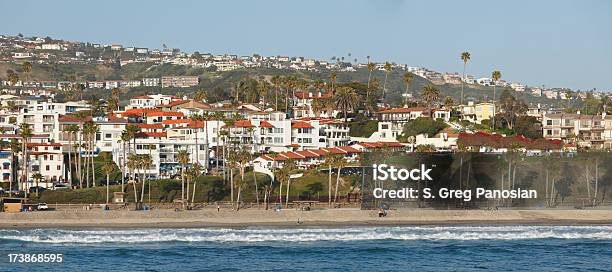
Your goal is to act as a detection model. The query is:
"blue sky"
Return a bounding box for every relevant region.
[1,0,611,91]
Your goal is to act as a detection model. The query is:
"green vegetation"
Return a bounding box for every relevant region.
[400,117,448,139]
[348,114,378,137]
[1,62,565,108]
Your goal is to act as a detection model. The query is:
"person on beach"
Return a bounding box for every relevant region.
[217,205,220,212]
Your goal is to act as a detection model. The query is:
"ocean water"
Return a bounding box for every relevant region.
[0,225,611,271]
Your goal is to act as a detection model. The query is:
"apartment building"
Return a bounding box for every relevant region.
[25,143,65,187]
[542,112,612,149]
[462,102,496,124]
[161,76,199,88]
[142,77,160,87]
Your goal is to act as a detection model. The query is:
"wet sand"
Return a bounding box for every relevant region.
[1,208,612,228]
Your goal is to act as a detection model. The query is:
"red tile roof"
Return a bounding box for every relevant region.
[136,132,167,138]
[147,111,184,117]
[136,123,164,129]
[162,119,192,125]
[156,100,188,108]
[27,143,62,147]
[292,121,314,129]
[260,121,275,128]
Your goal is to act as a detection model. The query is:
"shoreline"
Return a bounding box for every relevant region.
[2,208,612,229]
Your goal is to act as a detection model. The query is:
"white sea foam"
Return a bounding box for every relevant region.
[1,226,611,244]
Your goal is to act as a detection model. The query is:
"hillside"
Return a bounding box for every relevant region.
[1,62,564,107]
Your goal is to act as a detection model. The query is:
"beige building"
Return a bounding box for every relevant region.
[542,112,612,149]
[161,76,199,88]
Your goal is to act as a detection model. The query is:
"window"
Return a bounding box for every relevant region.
[46,165,50,171]
[546,120,552,125]
[57,165,61,170]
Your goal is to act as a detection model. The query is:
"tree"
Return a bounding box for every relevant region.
[443,96,455,109]
[271,75,281,111]
[382,62,392,99]
[498,89,528,130]
[420,85,440,117]
[491,70,502,129]
[194,89,207,103]
[64,124,79,187]
[402,72,414,104]
[177,149,190,208]
[333,155,347,206]
[191,113,204,171]
[334,86,361,122]
[139,154,152,204]
[19,123,32,199]
[275,160,296,208]
[323,154,341,207]
[32,173,43,197]
[330,72,337,94]
[461,51,471,105]
[401,117,448,139]
[7,70,19,86]
[257,80,271,107]
[9,139,20,196]
[127,154,139,203]
[102,157,116,204]
[119,132,130,193]
[108,88,121,112]
[22,62,32,82]
[190,163,202,203]
[367,62,376,90]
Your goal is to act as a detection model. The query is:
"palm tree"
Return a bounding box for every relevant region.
[119,132,130,193]
[190,163,202,203]
[191,113,204,169]
[460,51,471,105]
[421,85,440,117]
[333,155,347,205]
[324,154,341,207]
[367,62,376,89]
[18,123,32,199]
[108,88,121,113]
[177,149,190,208]
[443,96,455,109]
[64,124,79,187]
[124,124,141,181]
[226,152,239,208]
[275,160,296,208]
[402,72,414,104]
[213,111,225,174]
[271,75,281,111]
[22,61,32,82]
[257,80,270,107]
[330,72,337,94]
[7,70,19,87]
[139,154,152,204]
[9,139,20,196]
[127,154,139,203]
[194,89,207,103]
[32,172,43,197]
[491,70,502,129]
[102,157,116,204]
[334,87,361,122]
[382,62,392,99]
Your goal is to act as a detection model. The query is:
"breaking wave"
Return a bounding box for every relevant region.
[1,226,611,244]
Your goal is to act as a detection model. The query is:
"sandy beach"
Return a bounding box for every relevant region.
[1,208,612,228]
